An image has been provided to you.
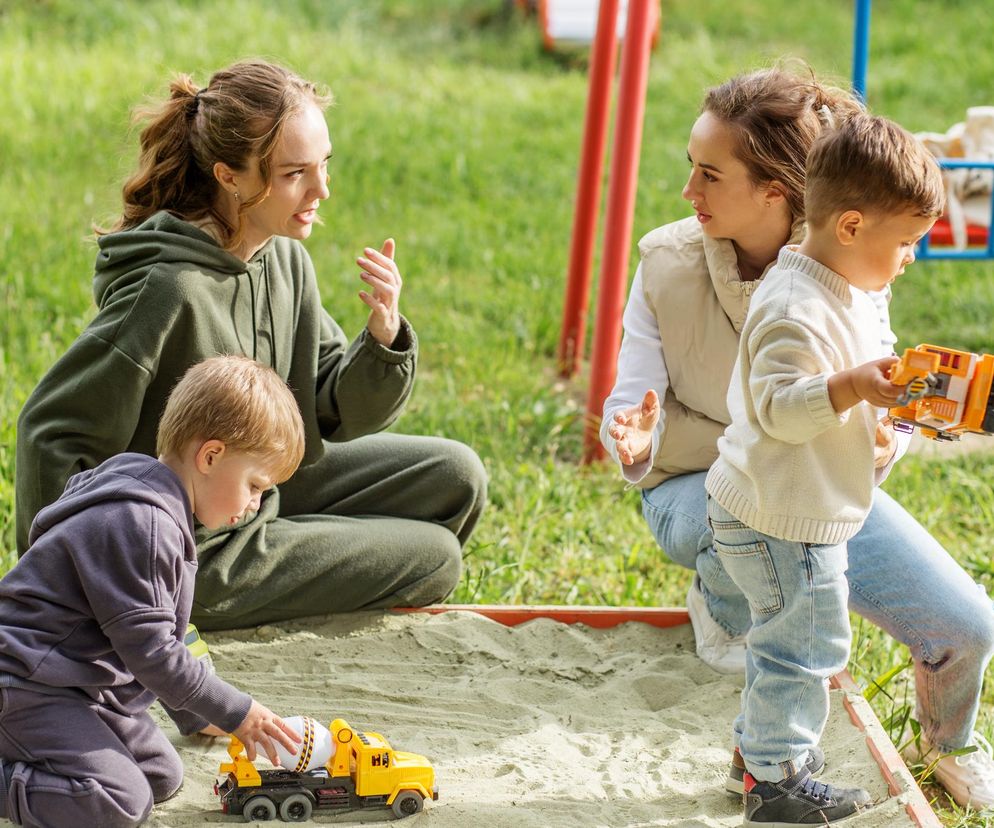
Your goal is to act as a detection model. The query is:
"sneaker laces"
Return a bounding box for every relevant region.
[798,774,832,803]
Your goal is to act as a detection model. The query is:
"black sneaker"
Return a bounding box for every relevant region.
[726,745,825,795]
[743,767,872,827]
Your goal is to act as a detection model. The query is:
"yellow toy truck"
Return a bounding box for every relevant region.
[215,718,437,822]
[889,343,994,440]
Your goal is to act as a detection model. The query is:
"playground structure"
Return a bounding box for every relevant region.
[534,0,660,51]
[853,0,993,260]
[552,0,658,462]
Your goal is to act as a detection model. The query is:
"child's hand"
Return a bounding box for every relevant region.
[850,355,904,407]
[358,238,402,347]
[232,701,301,766]
[607,390,660,465]
[874,417,898,468]
[829,356,902,413]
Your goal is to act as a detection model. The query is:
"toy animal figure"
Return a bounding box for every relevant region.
[889,344,994,440]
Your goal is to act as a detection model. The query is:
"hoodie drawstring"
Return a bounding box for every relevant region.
[247,267,258,360]
[264,258,277,372]
[244,258,277,369]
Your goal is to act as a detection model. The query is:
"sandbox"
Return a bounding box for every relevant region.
[134,607,938,827]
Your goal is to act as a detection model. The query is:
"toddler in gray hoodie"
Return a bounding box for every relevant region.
[0,355,306,828]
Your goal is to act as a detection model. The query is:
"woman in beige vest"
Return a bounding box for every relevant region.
[601,67,994,809]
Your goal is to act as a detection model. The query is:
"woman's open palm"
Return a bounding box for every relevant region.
[608,389,660,465]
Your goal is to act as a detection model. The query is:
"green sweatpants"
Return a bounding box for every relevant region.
[190,433,487,630]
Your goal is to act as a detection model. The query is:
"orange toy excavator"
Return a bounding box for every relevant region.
[889,344,994,441]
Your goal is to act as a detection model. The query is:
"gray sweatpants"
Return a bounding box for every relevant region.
[0,687,182,828]
[190,433,488,630]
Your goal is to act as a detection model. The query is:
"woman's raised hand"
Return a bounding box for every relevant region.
[608,389,660,465]
[358,238,402,347]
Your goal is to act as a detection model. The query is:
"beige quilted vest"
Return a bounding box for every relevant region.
[635,216,801,488]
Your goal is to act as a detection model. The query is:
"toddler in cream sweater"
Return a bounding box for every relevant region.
[705,113,944,827]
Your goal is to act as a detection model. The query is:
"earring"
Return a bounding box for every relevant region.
[234,191,240,202]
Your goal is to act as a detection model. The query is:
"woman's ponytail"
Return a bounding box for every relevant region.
[105,74,216,233]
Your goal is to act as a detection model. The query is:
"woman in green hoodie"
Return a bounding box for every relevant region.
[15,59,488,630]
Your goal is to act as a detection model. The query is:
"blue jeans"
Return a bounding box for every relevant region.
[642,471,994,753]
[706,497,851,781]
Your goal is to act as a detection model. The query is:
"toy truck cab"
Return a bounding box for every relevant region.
[342,722,436,816]
[215,718,437,822]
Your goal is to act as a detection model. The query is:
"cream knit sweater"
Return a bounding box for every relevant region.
[704,248,883,545]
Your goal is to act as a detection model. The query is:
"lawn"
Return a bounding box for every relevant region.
[2,0,993,824]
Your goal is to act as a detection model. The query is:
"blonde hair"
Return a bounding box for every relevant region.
[156,355,305,483]
[805,113,945,228]
[702,65,864,220]
[102,60,332,252]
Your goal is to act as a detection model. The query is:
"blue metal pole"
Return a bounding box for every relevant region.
[852,0,871,103]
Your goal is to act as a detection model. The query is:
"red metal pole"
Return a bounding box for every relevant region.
[557,0,620,377]
[582,0,655,463]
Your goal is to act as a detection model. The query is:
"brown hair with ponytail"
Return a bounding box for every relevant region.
[702,63,864,222]
[102,60,332,251]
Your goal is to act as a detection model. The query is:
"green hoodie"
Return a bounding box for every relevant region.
[15,211,417,554]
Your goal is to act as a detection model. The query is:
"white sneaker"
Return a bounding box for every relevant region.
[686,576,746,674]
[903,732,994,810]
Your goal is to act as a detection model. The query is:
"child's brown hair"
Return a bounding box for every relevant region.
[805,113,945,228]
[156,355,305,483]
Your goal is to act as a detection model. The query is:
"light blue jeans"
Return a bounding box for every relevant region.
[642,471,994,753]
[706,496,851,781]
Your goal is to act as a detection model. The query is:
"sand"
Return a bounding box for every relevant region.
[122,610,926,827]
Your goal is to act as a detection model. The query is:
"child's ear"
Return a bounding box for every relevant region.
[195,439,227,474]
[834,210,864,245]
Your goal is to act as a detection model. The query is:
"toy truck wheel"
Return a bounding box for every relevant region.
[278,793,314,822]
[391,790,424,818]
[242,795,277,822]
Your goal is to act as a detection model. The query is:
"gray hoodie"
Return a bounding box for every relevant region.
[0,453,251,734]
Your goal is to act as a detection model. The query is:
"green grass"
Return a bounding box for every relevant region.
[2,0,994,823]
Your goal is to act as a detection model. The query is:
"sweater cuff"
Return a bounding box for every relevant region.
[804,374,846,430]
[360,316,417,364]
[186,674,253,735]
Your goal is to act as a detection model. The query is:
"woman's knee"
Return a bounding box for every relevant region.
[640,478,710,570]
[950,587,994,660]
[401,532,463,605]
[420,439,487,543]
[431,439,488,504]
